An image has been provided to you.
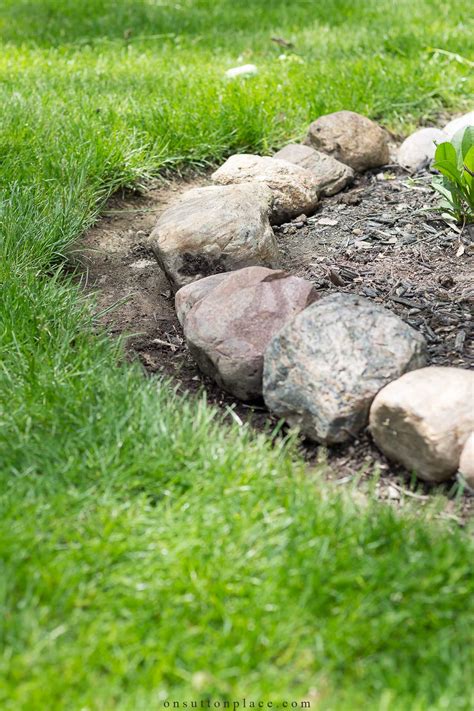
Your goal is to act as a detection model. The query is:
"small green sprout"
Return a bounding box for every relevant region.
[431,125,474,224]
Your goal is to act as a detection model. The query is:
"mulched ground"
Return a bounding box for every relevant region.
[76,165,473,519]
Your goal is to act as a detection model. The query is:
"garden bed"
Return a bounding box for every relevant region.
[78,166,473,510]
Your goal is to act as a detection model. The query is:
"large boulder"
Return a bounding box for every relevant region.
[397,128,447,173]
[211,154,319,224]
[263,293,427,443]
[150,183,279,290]
[179,266,317,401]
[370,367,474,483]
[273,143,354,196]
[304,110,390,172]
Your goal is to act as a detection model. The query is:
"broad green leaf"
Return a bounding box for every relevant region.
[463,147,474,208]
[433,158,463,186]
[452,126,474,166]
[434,140,458,166]
[461,125,474,160]
[464,145,474,173]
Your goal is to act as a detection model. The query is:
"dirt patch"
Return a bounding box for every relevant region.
[76,167,473,516]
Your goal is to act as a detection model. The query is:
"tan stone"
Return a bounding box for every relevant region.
[181,266,317,401]
[150,183,279,290]
[370,367,474,483]
[305,110,390,172]
[273,143,354,196]
[211,154,319,224]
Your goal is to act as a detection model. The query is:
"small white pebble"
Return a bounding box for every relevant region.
[225,64,258,78]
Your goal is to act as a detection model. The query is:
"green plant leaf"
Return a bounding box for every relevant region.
[462,146,474,212]
[461,125,474,159]
[431,175,453,201]
[433,141,465,184]
[433,157,464,186]
[452,125,474,168]
[431,175,462,221]
[434,140,458,166]
[464,145,474,173]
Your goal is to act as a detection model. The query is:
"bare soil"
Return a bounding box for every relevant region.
[76,166,473,517]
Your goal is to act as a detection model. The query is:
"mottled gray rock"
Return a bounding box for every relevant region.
[175,273,229,325]
[182,267,317,401]
[459,433,474,492]
[150,183,279,290]
[263,293,427,443]
[443,111,474,139]
[370,367,474,483]
[211,154,319,224]
[397,128,447,172]
[305,111,390,172]
[273,143,354,196]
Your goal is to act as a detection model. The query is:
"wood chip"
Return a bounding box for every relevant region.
[455,331,466,352]
[318,218,339,226]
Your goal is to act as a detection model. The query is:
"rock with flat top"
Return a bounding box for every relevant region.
[180,266,317,401]
[397,128,447,172]
[370,367,474,482]
[273,143,354,196]
[211,154,319,224]
[304,110,390,172]
[263,293,427,443]
[150,183,279,290]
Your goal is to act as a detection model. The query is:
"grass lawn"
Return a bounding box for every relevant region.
[1,1,473,709]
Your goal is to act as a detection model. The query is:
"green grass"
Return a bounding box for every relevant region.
[1,1,473,709]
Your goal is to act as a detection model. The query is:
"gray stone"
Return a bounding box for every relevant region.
[150,183,279,290]
[397,128,447,173]
[263,293,427,443]
[273,143,354,196]
[181,267,317,401]
[305,111,390,172]
[370,367,474,482]
[211,154,319,224]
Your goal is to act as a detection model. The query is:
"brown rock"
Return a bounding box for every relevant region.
[370,367,474,483]
[211,154,319,224]
[181,266,317,401]
[150,183,279,290]
[305,110,390,172]
[273,143,354,196]
[459,433,474,491]
[262,293,427,443]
